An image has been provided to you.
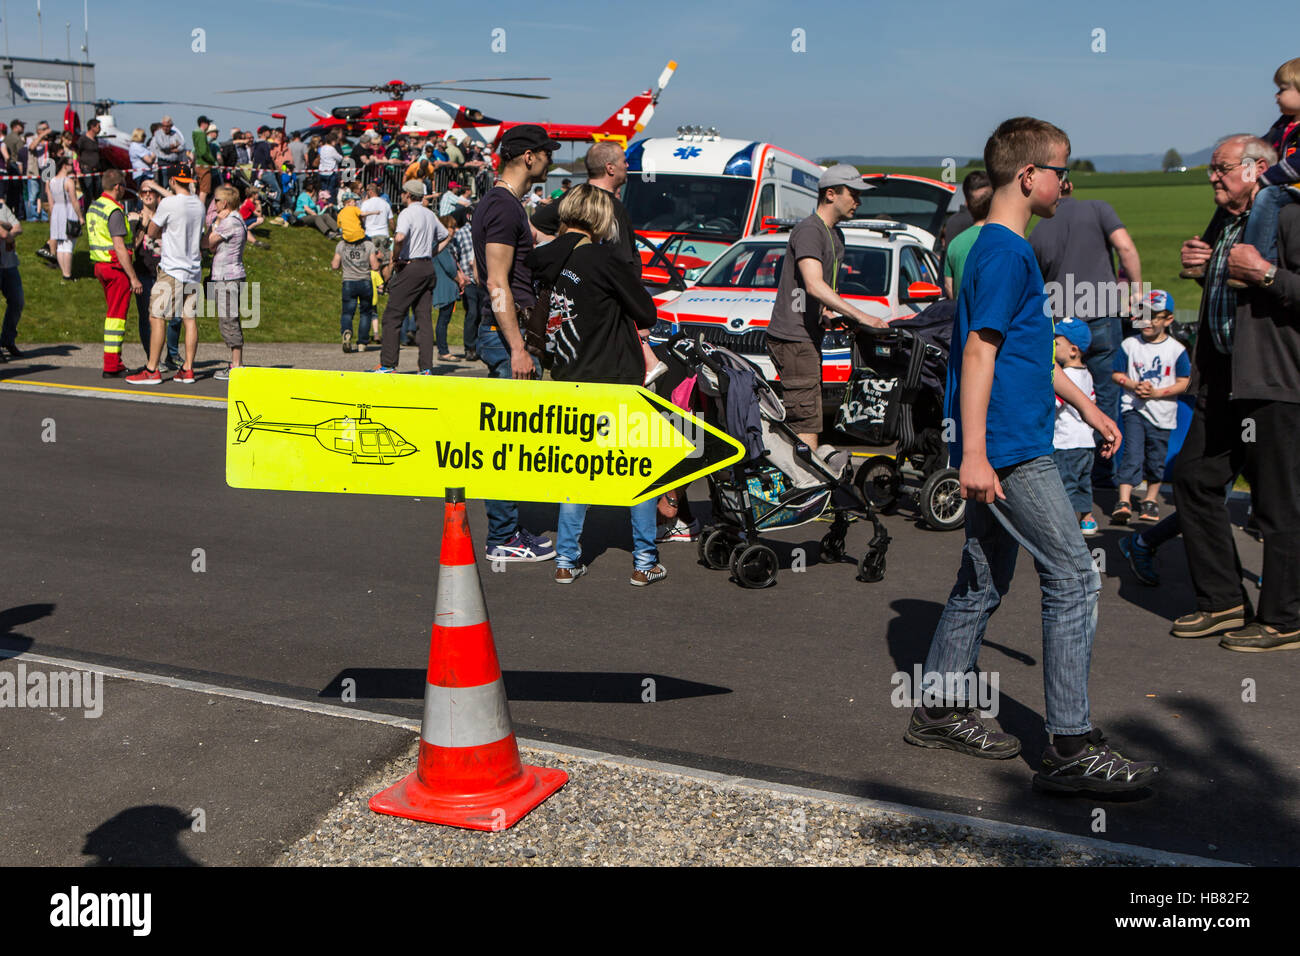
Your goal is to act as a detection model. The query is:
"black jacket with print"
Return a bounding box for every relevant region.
[526,232,657,386]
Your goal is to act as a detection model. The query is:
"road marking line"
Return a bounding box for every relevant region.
[0,380,227,409]
[0,647,416,731]
[0,646,1230,867]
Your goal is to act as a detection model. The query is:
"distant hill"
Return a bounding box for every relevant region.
[823,148,1215,173]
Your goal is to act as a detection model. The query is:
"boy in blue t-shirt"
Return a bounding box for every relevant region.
[903,117,1158,795]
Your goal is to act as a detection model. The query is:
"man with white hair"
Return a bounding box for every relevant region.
[149,116,186,189]
[1171,133,1300,651]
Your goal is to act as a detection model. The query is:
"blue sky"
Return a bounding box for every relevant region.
[0,0,1290,162]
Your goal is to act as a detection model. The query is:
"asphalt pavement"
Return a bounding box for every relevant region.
[1,353,1295,866]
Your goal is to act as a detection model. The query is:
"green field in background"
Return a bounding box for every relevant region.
[11,221,467,347]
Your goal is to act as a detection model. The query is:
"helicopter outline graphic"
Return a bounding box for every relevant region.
[232,397,436,464]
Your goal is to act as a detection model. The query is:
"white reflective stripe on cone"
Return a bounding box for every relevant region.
[434,563,488,629]
[420,679,513,749]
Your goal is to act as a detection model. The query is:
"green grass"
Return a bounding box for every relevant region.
[12,220,467,346]
[851,163,1213,321]
[1066,179,1211,320]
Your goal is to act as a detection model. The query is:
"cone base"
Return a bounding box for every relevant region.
[369,765,568,831]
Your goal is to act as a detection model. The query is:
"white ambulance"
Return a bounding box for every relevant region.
[622,127,825,287]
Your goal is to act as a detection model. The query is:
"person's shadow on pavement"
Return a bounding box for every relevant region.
[82,806,200,867]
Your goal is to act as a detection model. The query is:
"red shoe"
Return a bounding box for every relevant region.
[124,366,162,385]
[173,367,196,384]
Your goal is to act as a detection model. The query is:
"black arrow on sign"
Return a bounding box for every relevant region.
[634,389,744,500]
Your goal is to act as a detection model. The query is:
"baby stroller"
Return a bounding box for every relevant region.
[667,334,891,588]
[834,300,965,531]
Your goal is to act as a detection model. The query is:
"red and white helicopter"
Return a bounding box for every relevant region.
[220,61,676,148]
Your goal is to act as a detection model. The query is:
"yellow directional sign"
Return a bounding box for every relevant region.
[225,368,745,506]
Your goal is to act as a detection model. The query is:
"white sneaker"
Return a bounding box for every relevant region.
[655,518,700,543]
[644,360,668,386]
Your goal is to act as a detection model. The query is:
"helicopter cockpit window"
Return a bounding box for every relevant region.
[377,433,396,453]
[360,431,378,452]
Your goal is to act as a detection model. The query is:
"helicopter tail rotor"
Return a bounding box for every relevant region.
[233,401,261,442]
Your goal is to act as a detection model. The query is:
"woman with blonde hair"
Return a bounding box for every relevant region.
[128,128,155,190]
[525,183,666,586]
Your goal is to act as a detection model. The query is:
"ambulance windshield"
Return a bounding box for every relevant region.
[623,174,754,237]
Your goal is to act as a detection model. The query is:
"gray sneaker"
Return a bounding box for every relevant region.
[213,365,232,381]
[903,707,1021,759]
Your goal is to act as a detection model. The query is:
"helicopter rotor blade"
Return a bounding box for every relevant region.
[218,85,378,94]
[415,87,549,101]
[98,99,272,117]
[268,92,374,109]
[408,77,550,86]
[290,397,438,411]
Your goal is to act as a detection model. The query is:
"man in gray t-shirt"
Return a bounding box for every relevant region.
[1029,183,1142,484]
[766,164,887,444]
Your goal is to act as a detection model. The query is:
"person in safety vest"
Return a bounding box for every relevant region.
[88,169,143,377]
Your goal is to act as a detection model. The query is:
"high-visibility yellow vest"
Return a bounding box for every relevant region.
[87,194,132,264]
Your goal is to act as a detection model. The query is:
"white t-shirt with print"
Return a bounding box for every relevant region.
[1117,335,1191,429]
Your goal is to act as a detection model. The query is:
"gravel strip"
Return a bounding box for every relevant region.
[278,741,1176,866]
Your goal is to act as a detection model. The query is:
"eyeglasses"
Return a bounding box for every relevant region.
[1033,163,1070,182]
[1206,161,1244,178]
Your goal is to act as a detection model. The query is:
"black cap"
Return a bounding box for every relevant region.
[498,124,560,160]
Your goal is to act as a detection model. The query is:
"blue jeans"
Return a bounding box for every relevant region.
[556,500,659,571]
[24,179,44,221]
[1082,315,1121,484]
[341,279,376,342]
[0,267,23,346]
[921,455,1099,736]
[478,326,541,546]
[435,301,455,355]
[1117,410,1171,487]
[1052,447,1093,514]
[1242,184,1296,266]
[320,172,340,201]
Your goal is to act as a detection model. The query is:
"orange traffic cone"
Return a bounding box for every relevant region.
[369,488,567,831]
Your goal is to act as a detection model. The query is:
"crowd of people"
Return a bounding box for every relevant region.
[0,109,517,375]
[0,66,1295,797]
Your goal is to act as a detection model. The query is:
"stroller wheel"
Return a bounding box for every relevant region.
[857,549,886,583]
[731,543,778,589]
[820,531,847,563]
[920,467,965,531]
[699,529,735,570]
[855,455,902,513]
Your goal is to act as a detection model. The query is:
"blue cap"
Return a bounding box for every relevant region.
[1054,317,1091,352]
[1144,289,1174,314]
